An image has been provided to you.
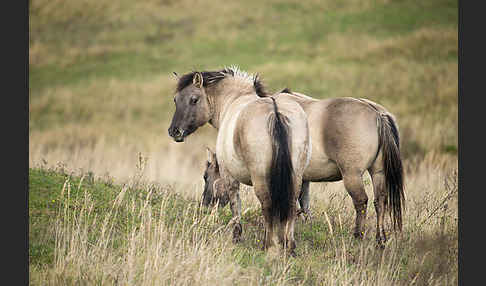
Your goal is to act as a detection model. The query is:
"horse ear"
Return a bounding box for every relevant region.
[206,147,214,163]
[193,72,204,88]
[172,72,179,79]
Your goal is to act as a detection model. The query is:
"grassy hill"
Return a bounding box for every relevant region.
[30,0,458,172]
[29,0,458,284]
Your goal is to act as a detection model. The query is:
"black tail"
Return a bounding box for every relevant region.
[267,97,294,223]
[378,114,405,231]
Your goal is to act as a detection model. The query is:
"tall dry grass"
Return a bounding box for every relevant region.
[29,174,295,285]
[29,152,457,285]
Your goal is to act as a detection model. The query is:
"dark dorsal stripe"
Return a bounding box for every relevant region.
[280,87,292,94]
[175,68,266,97]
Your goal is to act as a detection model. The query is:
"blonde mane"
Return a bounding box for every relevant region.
[224,65,257,84]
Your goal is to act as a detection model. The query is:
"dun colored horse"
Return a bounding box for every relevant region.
[202,87,405,247]
[168,66,311,254]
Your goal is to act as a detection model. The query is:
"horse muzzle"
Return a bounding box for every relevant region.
[174,135,185,142]
[168,127,185,142]
[202,185,213,207]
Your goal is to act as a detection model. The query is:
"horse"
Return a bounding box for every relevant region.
[202,87,405,247]
[168,66,311,254]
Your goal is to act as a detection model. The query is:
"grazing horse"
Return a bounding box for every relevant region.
[168,66,311,254]
[202,87,405,247]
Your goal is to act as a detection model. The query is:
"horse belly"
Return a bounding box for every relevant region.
[304,157,342,182]
[302,105,343,182]
[230,170,252,186]
[224,155,253,186]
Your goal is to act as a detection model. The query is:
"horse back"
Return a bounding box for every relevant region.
[229,97,310,184]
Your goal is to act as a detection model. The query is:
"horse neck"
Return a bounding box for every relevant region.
[207,79,256,130]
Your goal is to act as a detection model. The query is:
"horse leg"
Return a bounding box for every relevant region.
[261,201,276,250]
[277,182,300,256]
[298,181,311,221]
[227,179,242,243]
[342,171,368,239]
[289,179,305,255]
[369,169,387,248]
[276,219,297,256]
[250,179,275,250]
[288,216,297,256]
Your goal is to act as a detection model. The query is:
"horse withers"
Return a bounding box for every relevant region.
[168,66,311,254]
[203,86,405,248]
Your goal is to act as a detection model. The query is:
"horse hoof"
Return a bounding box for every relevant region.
[376,238,386,249]
[232,233,242,244]
[304,212,312,223]
[353,231,365,240]
[288,244,297,257]
[232,223,242,243]
[297,209,312,223]
[261,243,271,251]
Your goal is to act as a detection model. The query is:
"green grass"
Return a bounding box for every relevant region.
[29,167,336,269]
[29,167,458,285]
[29,0,457,91]
[29,168,116,266]
[29,168,70,266]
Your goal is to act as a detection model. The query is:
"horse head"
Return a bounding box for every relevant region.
[202,147,229,208]
[168,72,212,142]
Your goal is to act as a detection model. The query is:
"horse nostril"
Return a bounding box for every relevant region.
[168,127,182,137]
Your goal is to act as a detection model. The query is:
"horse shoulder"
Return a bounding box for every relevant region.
[217,99,269,185]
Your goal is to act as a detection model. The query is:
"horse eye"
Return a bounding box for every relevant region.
[190,97,199,105]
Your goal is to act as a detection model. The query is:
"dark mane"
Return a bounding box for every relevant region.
[175,67,267,97]
[253,74,266,97]
[176,70,227,92]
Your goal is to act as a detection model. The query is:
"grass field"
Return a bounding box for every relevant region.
[29,0,458,284]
